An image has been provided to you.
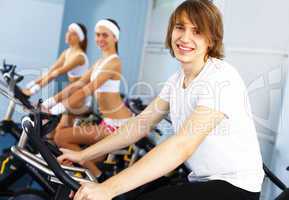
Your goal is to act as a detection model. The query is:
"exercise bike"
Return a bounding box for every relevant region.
[0,62,62,199]
[12,104,95,199]
[0,61,24,140]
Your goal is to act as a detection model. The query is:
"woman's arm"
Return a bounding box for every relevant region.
[37,54,85,88]
[52,67,93,103]
[23,51,66,96]
[59,59,119,112]
[74,106,225,200]
[34,51,66,85]
[48,58,120,115]
[41,67,92,109]
[57,97,169,164]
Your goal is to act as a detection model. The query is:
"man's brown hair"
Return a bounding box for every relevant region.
[165,0,224,59]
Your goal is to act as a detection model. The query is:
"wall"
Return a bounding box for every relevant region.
[58,0,149,95]
[0,0,65,120]
[222,1,289,199]
[0,0,149,121]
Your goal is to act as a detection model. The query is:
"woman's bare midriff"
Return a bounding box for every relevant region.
[95,92,132,119]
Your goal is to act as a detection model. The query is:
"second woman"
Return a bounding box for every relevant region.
[43,19,133,177]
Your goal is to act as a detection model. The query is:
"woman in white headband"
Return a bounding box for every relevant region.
[23,23,89,96]
[43,19,133,177]
[23,23,90,140]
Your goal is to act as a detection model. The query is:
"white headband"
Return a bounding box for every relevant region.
[68,23,85,42]
[94,19,120,40]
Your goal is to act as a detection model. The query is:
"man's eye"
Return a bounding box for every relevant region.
[193,29,200,35]
[175,25,184,30]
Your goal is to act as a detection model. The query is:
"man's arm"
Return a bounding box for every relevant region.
[57,97,169,164]
[99,105,225,198]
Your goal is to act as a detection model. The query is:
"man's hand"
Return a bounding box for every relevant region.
[74,182,112,200]
[57,148,85,165]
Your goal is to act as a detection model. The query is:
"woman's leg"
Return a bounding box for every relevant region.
[57,114,78,129]
[54,124,111,176]
[47,114,78,139]
[136,180,260,200]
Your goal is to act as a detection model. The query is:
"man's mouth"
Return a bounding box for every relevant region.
[176,44,195,52]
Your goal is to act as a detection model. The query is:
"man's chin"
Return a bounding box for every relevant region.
[175,54,194,63]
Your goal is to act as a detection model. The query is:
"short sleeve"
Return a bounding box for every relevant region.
[158,72,179,102]
[158,81,171,102]
[195,73,237,118]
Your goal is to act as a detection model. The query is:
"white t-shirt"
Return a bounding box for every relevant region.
[159,57,264,192]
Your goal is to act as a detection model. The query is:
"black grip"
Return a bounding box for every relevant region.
[13,82,33,109]
[126,98,147,115]
[1,63,33,110]
[39,112,61,137]
[23,113,80,191]
[1,60,14,74]
[14,73,24,83]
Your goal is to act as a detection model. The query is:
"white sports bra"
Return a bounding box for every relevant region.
[90,54,120,93]
[65,49,90,78]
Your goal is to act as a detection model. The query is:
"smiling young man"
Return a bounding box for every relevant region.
[58,1,264,200]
